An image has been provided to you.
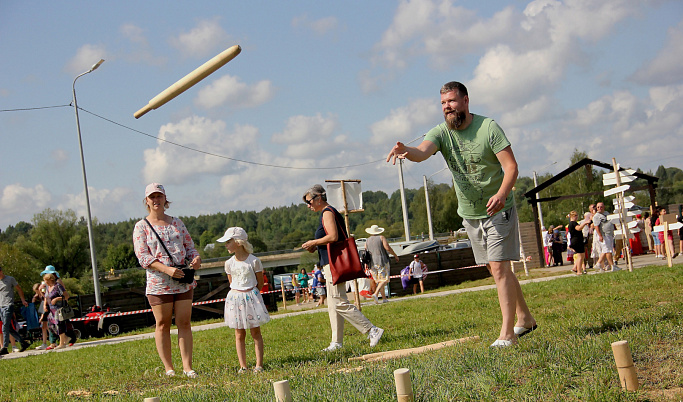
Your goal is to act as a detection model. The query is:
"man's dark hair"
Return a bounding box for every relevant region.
[440,81,468,97]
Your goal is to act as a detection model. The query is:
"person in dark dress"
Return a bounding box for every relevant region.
[551,228,564,266]
[568,211,590,275]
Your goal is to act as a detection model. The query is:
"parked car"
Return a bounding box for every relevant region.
[397,240,440,256]
[444,239,472,250]
[271,273,295,292]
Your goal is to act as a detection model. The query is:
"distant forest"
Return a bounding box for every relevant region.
[1,150,682,293]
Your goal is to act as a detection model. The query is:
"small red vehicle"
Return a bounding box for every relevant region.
[71,305,122,339]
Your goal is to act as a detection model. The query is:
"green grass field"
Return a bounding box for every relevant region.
[1,265,681,401]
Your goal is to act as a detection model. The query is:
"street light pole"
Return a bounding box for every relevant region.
[422,166,449,241]
[397,159,411,241]
[423,175,434,241]
[72,59,105,307]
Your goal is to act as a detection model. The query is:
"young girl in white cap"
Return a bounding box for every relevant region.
[217,227,270,373]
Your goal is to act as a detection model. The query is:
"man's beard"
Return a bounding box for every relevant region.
[445,111,466,130]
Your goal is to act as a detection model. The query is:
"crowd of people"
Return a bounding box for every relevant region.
[542,203,681,275]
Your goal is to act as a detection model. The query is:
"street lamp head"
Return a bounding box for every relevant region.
[90,59,105,72]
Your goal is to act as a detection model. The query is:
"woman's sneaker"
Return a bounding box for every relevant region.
[322,342,342,352]
[368,327,384,347]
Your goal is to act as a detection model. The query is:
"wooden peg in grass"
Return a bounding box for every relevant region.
[273,380,293,402]
[611,340,639,391]
[394,368,414,402]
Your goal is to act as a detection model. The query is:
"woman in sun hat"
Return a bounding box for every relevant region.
[364,224,399,304]
[132,183,201,378]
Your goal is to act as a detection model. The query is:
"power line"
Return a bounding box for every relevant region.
[78,107,386,171]
[0,104,71,112]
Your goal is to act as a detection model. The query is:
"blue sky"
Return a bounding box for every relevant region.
[2,0,682,229]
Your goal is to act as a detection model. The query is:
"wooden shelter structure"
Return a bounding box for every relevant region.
[522,158,659,267]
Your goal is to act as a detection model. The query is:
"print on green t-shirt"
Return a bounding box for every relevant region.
[424,114,514,219]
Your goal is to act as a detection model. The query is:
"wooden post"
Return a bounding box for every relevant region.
[280,278,287,310]
[341,181,362,311]
[664,220,673,267]
[273,380,293,402]
[531,201,546,268]
[394,368,414,402]
[517,216,529,276]
[611,340,639,391]
[144,398,160,402]
[612,158,633,272]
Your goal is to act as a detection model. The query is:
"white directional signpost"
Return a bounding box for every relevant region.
[602,159,635,272]
[652,213,683,268]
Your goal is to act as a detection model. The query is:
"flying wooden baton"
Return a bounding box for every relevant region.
[134,45,241,119]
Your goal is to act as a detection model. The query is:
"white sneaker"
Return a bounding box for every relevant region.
[322,342,342,352]
[372,295,379,305]
[35,343,48,350]
[490,339,515,348]
[611,265,621,272]
[368,327,384,347]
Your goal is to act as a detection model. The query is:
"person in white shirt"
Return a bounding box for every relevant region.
[218,227,271,374]
[409,255,426,294]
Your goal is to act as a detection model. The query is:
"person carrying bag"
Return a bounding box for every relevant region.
[301,184,384,352]
[324,209,368,286]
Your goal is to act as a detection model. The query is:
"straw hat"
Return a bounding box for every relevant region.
[365,224,385,235]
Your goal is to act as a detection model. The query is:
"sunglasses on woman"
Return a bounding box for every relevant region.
[304,194,319,205]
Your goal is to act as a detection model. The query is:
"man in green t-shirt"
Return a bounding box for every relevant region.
[386,81,537,347]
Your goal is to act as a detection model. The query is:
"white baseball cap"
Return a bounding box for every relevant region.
[145,183,166,198]
[217,227,248,242]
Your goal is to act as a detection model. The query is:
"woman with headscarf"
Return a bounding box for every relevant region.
[301,184,384,352]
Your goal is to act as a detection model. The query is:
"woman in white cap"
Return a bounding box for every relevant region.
[364,225,399,304]
[301,184,384,352]
[132,183,201,378]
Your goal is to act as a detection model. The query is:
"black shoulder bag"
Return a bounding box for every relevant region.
[144,218,195,284]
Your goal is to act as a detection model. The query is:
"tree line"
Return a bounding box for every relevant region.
[1,150,681,294]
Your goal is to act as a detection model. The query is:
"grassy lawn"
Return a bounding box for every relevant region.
[1,264,681,401]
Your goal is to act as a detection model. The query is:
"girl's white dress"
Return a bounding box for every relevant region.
[224,254,271,329]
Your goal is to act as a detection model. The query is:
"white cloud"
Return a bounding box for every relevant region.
[60,187,136,224]
[64,44,108,75]
[499,96,555,128]
[369,98,440,145]
[171,18,231,58]
[468,44,567,114]
[0,184,52,218]
[51,149,68,163]
[631,19,683,86]
[120,23,165,66]
[271,114,336,144]
[142,115,260,185]
[292,15,339,35]
[194,74,274,109]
